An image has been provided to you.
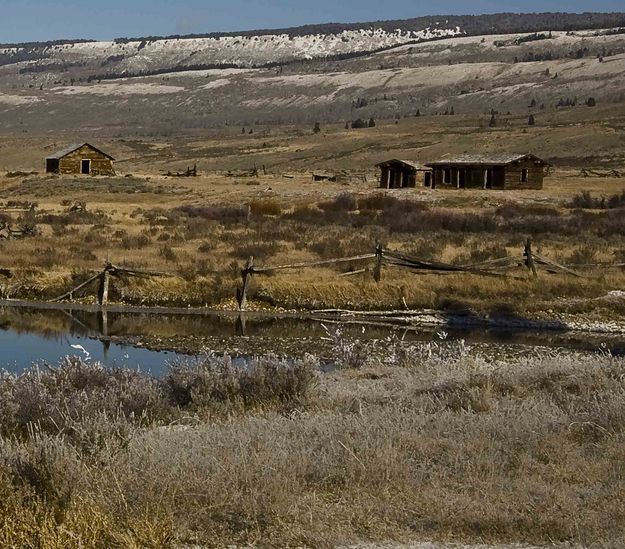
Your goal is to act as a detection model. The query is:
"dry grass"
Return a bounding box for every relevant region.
[0,184,624,317]
[0,343,624,547]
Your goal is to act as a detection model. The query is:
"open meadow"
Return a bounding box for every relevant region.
[0,106,624,323]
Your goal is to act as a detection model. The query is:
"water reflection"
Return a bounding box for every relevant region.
[0,304,623,375]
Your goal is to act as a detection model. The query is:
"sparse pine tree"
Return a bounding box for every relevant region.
[313,122,321,134]
[530,98,537,108]
[369,117,376,128]
[489,114,497,127]
[450,106,455,115]
[415,109,421,117]
[587,97,597,107]
[528,114,536,126]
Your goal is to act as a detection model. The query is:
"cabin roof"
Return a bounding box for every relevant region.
[375,159,424,170]
[425,153,548,167]
[46,143,115,161]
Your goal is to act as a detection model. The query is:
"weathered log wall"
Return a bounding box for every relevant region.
[431,162,543,190]
[48,145,115,176]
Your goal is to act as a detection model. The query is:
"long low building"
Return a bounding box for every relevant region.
[424,154,549,190]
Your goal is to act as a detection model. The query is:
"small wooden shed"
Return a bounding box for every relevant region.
[46,143,115,176]
[376,159,432,189]
[425,154,548,190]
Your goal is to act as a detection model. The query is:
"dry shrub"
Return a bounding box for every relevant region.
[455,243,509,265]
[383,208,496,234]
[570,190,625,209]
[496,202,561,218]
[598,209,625,237]
[120,233,151,250]
[319,192,358,212]
[31,247,60,269]
[232,240,282,261]
[159,244,177,262]
[310,233,372,259]
[286,204,322,223]
[358,193,399,211]
[250,199,282,216]
[37,210,109,226]
[164,355,316,414]
[568,244,600,264]
[176,204,248,223]
[0,358,168,442]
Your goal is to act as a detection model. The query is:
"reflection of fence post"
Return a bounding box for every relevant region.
[237,256,254,311]
[373,244,383,283]
[98,263,112,306]
[524,239,537,278]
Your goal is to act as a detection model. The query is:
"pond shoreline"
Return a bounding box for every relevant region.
[2,298,625,335]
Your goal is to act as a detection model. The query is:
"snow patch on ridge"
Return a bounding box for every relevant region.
[5,26,464,76]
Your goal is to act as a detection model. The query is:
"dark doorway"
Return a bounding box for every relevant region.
[484,169,493,189]
[46,158,59,173]
[81,159,91,175]
[424,172,432,188]
[458,169,466,189]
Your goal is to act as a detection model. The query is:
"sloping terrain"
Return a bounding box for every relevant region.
[1,27,625,136]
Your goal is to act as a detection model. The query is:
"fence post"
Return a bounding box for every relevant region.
[373,244,383,283]
[98,263,112,306]
[237,256,254,311]
[524,238,537,278]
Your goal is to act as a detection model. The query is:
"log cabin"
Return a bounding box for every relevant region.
[376,159,433,189]
[46,143,115,176]
[424,154,549,190]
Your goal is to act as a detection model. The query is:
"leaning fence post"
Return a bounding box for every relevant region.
[237,256,254,311]
[524,238,537,278]
[373,244,383,283]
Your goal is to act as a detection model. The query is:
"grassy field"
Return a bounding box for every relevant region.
[0,339,624,547]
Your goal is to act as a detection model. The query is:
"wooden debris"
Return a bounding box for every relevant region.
[312,173,337,182]
[0,222,37,240]
[166,164,198,177]
[226,167,258,178]
[68,201,87,213]
[580,168,622,178]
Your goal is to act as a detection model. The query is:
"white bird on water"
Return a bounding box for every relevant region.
[70,344,90,360]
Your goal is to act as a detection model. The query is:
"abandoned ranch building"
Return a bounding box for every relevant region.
[46,143,115,176]
[425,154,548,190]
[376,159,432,189]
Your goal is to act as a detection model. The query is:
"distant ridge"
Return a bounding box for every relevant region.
[1,12,625,48]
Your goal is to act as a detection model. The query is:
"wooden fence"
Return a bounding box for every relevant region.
[233,238,602,311]
[32,238,624,310]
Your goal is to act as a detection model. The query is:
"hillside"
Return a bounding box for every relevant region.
[2,12,625,80]
[0,13,624,142]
